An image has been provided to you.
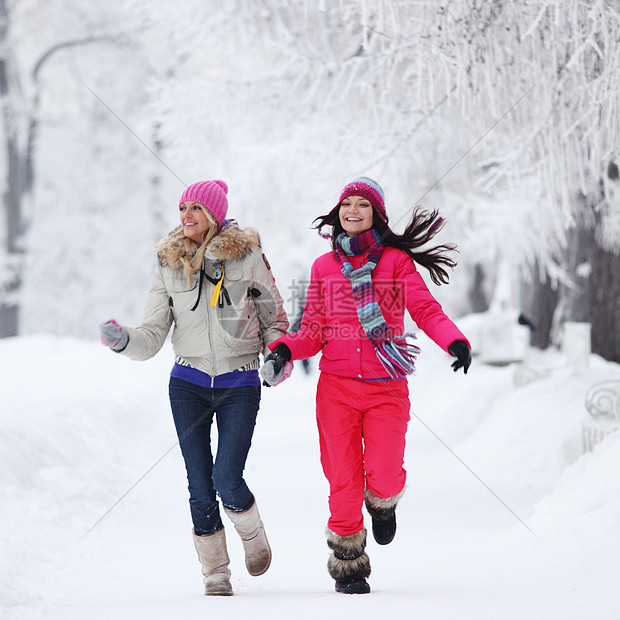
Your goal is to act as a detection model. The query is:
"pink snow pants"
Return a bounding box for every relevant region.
[316,372,410,537]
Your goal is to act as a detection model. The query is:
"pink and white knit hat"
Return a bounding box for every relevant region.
[179,180,228,228]
[331,177,387,222]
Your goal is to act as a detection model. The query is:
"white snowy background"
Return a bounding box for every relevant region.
[2,1,620,618]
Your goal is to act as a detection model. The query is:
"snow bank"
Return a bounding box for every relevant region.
[455,354,620,514]
[529,430,620,542]
[0,335,173,609]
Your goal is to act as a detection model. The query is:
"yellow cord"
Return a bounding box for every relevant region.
[209,265,225,307]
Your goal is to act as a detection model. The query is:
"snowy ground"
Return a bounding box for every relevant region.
[2,331,620,619]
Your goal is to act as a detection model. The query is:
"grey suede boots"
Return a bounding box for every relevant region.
[192,500,272,596]
[224,500,272,576]
[192,528,233,596]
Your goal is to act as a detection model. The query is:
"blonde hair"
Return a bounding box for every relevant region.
[159,206,220,286]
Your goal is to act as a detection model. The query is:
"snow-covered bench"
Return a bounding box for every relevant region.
[582,381,620,452]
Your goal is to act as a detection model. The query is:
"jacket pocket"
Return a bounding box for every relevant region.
[322,339,349,361]
[164,273,201,334]
[224,264,243,282]
[165,271,198,293]
[218,291,262,352]
[213,263,261,352]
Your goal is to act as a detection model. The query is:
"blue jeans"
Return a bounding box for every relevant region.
[168,377,261,536]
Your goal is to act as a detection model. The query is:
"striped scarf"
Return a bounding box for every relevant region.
[335,229,420,378]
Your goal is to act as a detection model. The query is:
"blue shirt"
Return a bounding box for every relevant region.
[170,355,261,389]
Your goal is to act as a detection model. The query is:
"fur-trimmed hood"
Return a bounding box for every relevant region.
[157,221,261,269]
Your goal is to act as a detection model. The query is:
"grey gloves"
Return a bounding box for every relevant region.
[99,319,129,352]
[260,343,293,386]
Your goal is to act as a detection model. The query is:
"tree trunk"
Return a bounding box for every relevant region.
[0,20,112,337]
[562,210,595,324]
[467,263,490,313]
[521,264,559,350]
[553,193,620,363]
[589,233,620,363]
[0,1,27,337]
[0,129,26,337]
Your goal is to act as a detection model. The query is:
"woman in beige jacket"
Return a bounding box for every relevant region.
[99,180,288,596]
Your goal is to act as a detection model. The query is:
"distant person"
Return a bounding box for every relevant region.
[261,177,470,594]
[99,180,288,596]
[518,312,536,331]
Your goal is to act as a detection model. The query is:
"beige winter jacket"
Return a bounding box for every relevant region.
[121,223,289,376]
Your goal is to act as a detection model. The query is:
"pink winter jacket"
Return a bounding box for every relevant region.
[270,247,469,380]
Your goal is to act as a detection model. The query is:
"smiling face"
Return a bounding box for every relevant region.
[179,201,212,242]
[339,195,374,237]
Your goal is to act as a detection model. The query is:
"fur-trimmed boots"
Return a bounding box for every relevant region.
[326,528,371,594]
[364,488,404,545]
[192,528,233,596]
[224,500,272,576]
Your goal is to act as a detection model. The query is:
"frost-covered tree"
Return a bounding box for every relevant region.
[124,0,380,308]
[0,0,160,337]
[252,0,620,359]
[0,1,173,338]
[438,0,620,360]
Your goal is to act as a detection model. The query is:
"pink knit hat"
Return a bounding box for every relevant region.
[335,177,387,222]
[179,180,228,228]
[325,177,388,226]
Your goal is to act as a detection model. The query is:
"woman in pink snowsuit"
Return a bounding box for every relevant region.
[261,177,471,594]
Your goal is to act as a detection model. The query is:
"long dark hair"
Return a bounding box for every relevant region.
[313,205,457,286]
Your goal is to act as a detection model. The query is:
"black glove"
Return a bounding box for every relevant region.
[448,340,471,374]
[260,343,292,387]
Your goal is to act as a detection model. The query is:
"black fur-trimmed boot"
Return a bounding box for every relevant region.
[326,528,371,594]
[364,488,405,545]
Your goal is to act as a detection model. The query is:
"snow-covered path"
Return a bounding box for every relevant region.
[2,334,620,619]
